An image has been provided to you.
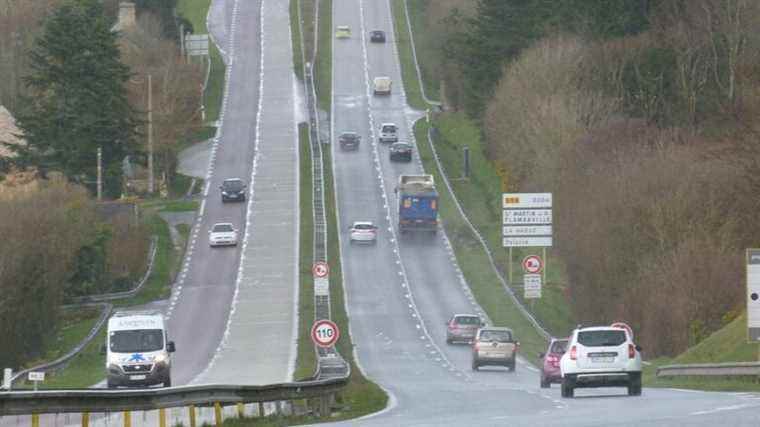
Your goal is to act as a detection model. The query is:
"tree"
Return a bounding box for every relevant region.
[8,0,139,197]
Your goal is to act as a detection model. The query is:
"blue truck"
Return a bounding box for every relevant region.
[396,175,438,234]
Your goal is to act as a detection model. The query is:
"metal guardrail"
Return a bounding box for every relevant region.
[0,377,349,416]
[424,127,551,341]
[10,303,113,387]
[8,236,159,385]
[300,0,348,376]
[67,236,159,304]
[656,362,760,378]
[401,0,441,107]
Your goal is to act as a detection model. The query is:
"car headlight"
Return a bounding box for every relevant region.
[222,191,228,195]
[154,353,168,364]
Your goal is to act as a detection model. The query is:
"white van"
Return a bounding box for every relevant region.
[105,311,175,388]
[378,123,398,143]
[373,77,392,95]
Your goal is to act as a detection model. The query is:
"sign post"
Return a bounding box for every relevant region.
[311,320,340,348]
[2,368,11,390]
[28,371,44,391]
[747,249,760,345]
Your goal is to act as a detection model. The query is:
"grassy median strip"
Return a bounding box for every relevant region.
[290,0,305,80]
[295,123,318,381]
[315,0,332,111]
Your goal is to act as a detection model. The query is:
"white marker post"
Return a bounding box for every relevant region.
[2,368,11,390]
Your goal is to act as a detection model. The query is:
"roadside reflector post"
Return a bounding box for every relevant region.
[214,402,222,426]
[123,411,131,427]
[82,412,89,427]
[258,402,264,417]
[31,414,39,427]
[188,405,196,427]
[158,408,166,427]
[236,403,245,419]
[463,146,470,179]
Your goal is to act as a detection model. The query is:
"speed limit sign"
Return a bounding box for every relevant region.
[311,319,340,348]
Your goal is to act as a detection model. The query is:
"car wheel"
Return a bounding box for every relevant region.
[508,358,516,372]
[627,373,642,396]
[107,380,117,389]
[471,360,479,371]
[164,377,171,387]
[561,376,575,398]
[540,376,550,388]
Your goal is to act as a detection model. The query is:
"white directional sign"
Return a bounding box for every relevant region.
[503,237,553,248]
[524,274,542,299]
[502,209,552,225]
[747,249,760,342]
[28,372,45,382]
[503,225,552,236]
[185,34,209,56]
[503,193,552,209]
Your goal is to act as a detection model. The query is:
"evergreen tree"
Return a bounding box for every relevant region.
[10,0,139,197]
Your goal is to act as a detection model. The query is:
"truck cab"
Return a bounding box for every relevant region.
[105,311,175,388]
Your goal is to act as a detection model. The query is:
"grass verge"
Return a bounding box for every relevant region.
[300,0,316,62]
[643,313,760,391]
[177,0,225,123]
[315,0,332,111]
[395,0,440,100]
[31,212,181,388]
[413,118,548,364]
[389,0,427,110]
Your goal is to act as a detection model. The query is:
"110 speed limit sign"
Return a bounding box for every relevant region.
[311,319,340,348]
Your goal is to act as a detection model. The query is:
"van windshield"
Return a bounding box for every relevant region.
[110,329,164,353]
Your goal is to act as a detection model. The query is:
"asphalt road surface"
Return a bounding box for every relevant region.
[319,0,760,426]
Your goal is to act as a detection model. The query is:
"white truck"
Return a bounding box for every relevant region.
[105,311,175,388]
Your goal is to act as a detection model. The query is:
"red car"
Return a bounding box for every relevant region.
[539,338,568,388]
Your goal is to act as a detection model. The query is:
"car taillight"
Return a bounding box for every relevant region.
[547,355,559,366]
[628,343,635,359]
[569,345,577,361]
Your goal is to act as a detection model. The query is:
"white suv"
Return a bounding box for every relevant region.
[559,326,642,398]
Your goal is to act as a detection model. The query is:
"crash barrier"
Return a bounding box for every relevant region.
[67,236,158,304]
[300,0,349,374]
[400,0,441,107]
[0,376,350,421]
[656,362,760,378]
[425,126,551,341]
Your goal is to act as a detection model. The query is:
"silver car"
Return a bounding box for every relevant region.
[349,221,378,244]
[378,123,398,143]
[446,314,485,344]
[209,223,238,247]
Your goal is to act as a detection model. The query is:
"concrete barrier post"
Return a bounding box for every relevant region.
[188,405,196,427]
[214,402,222,426]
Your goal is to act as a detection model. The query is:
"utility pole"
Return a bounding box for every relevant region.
[97,146,103,201]
[147,73,154,194]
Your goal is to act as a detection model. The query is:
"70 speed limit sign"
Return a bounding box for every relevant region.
[311,319,340,348]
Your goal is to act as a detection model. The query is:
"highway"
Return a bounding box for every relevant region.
[320,0,760,425]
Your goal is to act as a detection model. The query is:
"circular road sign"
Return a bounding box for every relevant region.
[311,319,340,348]
[312,262,330,278]
[611,322,634,339]
[522,255,543,274]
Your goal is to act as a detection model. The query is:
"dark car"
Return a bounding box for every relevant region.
[339,132,361,150]
[389,142,413,162]
[220,178,246,203]
[539,338,568,388]
[370,30,386,43]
